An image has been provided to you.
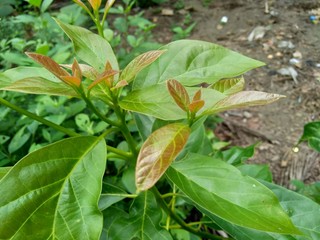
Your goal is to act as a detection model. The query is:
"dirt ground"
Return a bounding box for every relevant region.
[148,0,320,186]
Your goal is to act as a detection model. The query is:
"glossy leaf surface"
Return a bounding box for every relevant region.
[120,84,186,120]
[167,79,190,111]
[133,40,264,89]
[0,136,107,239]
[210,76,245,95]
[237,164,273,182]
[3,77,78,97]
[56,19,119,73]
[178,122,213,159]
[120,84,225,120]
[120,50,166,83]
[136,123,190,191]
[102,192,172,239]
[26,52,69,78]
[218,144,256,165]
[0,167,10,180]
[166,153,300,234]
[99,182,127,211]
[0,67,77,96]
[299,121,320,152]
[203,91,285,115]
[0,67,61,86]
[212,181,320,240]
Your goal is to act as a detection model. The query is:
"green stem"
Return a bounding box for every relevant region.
[0,97,79,137]
[101,193,138,198]
[107,145,132,159]
[161,193,184,199]
[82,95,120,127]
[168,221,213,229]
[151,187,230,240]
[113,103,138,157]
[93,9,104,38]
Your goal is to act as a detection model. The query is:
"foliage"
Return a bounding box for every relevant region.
[291,180,320,204]
[172,13,197,40]
[107,0,162,67]
[0,1,319,239]
[298,121,320,152]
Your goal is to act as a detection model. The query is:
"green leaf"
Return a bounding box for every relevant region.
[166,153,300,234]
[99,182,127,211]
[27,0,42,7]
[210,76,245,95]
[55,19,119,73]
[178,118,213,159]
[237,164,273,182]
[0,67,61,87]
[2,77,78,97]
[0,135,10,144]
[133,113,155,141]
[102,191,172,239]
[299,121,320,152]
[120,50,166,83]
[8,126,31,153]
[136,123,190,191]
[120,84,186,120]
[203,91,285,115]
[0,136,107,239]
[119,84,225,120]
[0,67,77,97]
[0,167,11,180]
[133,39,264,89]
[218,144,256,165]
[212,181,320,240]
[75,113,92,133]
[40,0,54,12]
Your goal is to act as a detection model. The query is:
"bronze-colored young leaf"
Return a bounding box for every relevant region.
[104,0,115,12]
[111,80,128,90]
[74,0,90,12]
[61,63,98,80]
[120,50,166,83]
[167,79,190,112]
[211,76,245,95]
[136,123,190,191]
[203,91,285,115]
[192,89,202,102]
[60,76,81,87]
[88,0,101,10]
[189,100,205,113]
[26,52,69,79]
[72,58,82,79]
[88,69,118,90]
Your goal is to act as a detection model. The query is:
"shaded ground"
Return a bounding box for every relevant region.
[148,0,320,186]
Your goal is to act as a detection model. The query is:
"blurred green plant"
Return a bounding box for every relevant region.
[172,13,196,40]
[291,180,320,204]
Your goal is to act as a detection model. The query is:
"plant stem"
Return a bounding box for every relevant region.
[93,9,104,38]
[161,193,184,199]
[151,187,230,240]
[114,103,138,158]
[0,97,79,137]
[101,193,138,198]
[82,95,120,127]
[107,145,132,159]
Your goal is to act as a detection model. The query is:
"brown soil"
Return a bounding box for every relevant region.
[147,0,320,186]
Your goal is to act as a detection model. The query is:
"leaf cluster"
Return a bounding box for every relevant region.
[0,1,319,239]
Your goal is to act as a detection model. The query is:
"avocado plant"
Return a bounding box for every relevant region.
[0,1,319,239]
